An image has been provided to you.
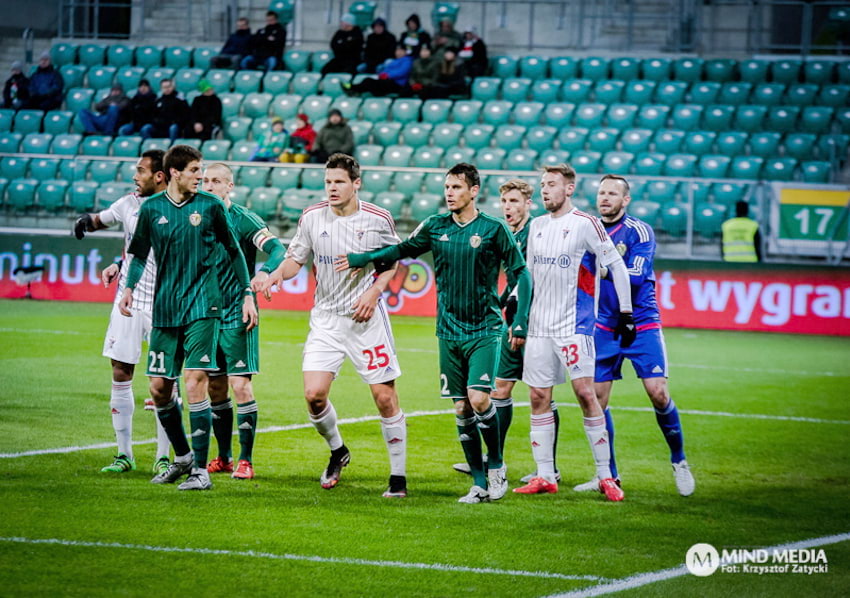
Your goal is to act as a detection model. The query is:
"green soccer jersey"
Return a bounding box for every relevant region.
[352,211,528,341]
[218,202,286,329]
[126,190,251,328]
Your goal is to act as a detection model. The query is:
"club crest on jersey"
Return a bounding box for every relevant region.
[469,234,482,248]
[356,229,365,240]
[616,241,627,256]
[189,211,202,226]
[562,228,570,238]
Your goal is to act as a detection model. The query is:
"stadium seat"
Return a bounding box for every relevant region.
[840,61,850,84]
[718,82,752,105]
[87,66,116,89]
[786,83,819,106]
[800,161,832,183]
[494,125,526,151]
[361,170,392,193]
[837,107,850,133]
[580,57,610,81]
[606,103,638,129]
[299,95,332,123]
[634,153,666,176]
[1,157,29,179]
[660,203,688,237]
[673,57,703,82]
[58,65,86,89]
[95,182,135,208]
[557,127,588,153]
[652,129,685,154]
[143,67,175,90]
[298,167,324,190]
[519,55,549,79]
[372,121,402,146]
[471,77,501,101]
[501,78,532,103]
[715,131,749,156]
[683,131,717,155]
[594,80,625,104]
[269,94,300,120]
[419,99,450,124]
[671,104,705,130]
[712,182,749,207]
[641,57,671,81]
[135,45,163,68]
[560,79,593,103]
[491,55,518,78]
[475,148,507,170]
[539,149,570,167]
[292,72,321,96]
[50,133,82,156]
[543,103,576,128]
[0,131,20,153]
[601,151,634,175]
[0,109,13,133]
[192,47,217,70]
[480,100,511,126]
[353,98,389,123]
[817,133,850,163]
[576,178,600,203]
[766,105,800,132]
[58,158,88,180]
[201,139,231,161]
[664,153,698,177]
[36,179,69,211]
[410,193,442,222]
[393,171,424,195]
[269,166,301,190]
[89,160,120,183]
[374,192,406,219]
[283,49,311,72]
[525,126,557,153]
[164,46,192,69]
[784,133,817,160]
[248,187,281,219]
[803,60,834,84]
[530,79,561,104]
[609,57,639,80]
[574,103,606,128]
[485,174,511,196]
[13,110,43,135]
[346,120,371,145]
[818,84,850,107]
[141,138,171,152]
[734,105,768,132]
[571,150,601,173]
[739,59,770,83]
[230,140,256,162]
[113,66,144,91]
[799,106,834,134]
[261,71,293,96]
[412,146,444,168]
[631,105,668,133]
[424,170,449,193]
[330,97,362,121]
[749,131,782,157]
[750,83,786,106]
[229,185,251,206]
[698,155,731,178]
[704,58,736,82]
[653,81,688,106]
[693,203,725,238]
[549,56,578,79]
[400,122,433,148]
[431,123,462,147]
[7,178,38,211]
[319,73,351,98]
[619,128,653,153]
[512,102,545,127]
[117,160,137,181]
[28,158,60,181]
[239,166,270,188]
[450,100,482,125]
[623,80,656,105]
[78,43,106,67]
[173,68,204,95]
[688,82,720,105]
[771,59,802,84]
[51,42,78,66]
[355,144,383,166]
[206,69,234,94]
[478,196,503,218]
[630,199,660,224]
[242,93,272,118]
[80,135,112,156]
[763,157,798,181]
[701,105,734,131]
[20,133,52,154]
[504,148,537,171]
[587,128,619,152]
[730,156,764,179]
[67,180,99,212]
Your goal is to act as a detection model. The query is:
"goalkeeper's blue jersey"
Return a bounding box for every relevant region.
[597,213,662,330]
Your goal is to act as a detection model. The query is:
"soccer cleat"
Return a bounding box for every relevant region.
[320,445,351,489]
[520,469,562,484]
[673,460,695,497]
[152,457,170,476]
[458,485,490,503]
[100,454,136,473]
[487,465,508,500]
[513,476,558,494]
[178,469,212,491]
[232,460,255,480]
[207,456,234,474]
[452,462,471,475]
[599,477,625,502]
[144,398,155,411]
[382,474,408,498]
[150,457,193,484]
[573,477,601,492]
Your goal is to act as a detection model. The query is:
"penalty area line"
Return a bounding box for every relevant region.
[0,536,607,582]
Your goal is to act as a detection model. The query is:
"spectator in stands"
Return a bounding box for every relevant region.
[2,61,29,110]
[78,83,130,136]
[433,19,463,53]
[409,45,439,97]
[361,18,396,73]
[343,44,413,97]
[289,113,316,153]
[251,117,288,162]
[211,17,253,69]
[118,79,157,137]
[322,14,364,75]
[420,47,467,99]
[186,79,222,141]
[26,51,63,111]
[311,108,354,163]
[721,201,761,262]
[150,78,189,142]
[400,13,431,57]
[458,26,488,79]
[241,11,287,71]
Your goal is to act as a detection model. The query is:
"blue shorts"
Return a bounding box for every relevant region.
[594,325,668,382]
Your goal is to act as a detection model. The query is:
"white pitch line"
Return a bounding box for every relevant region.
[0,536,607,582]
[545,531,850,598]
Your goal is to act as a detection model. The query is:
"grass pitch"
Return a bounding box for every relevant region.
[0,299,848,597]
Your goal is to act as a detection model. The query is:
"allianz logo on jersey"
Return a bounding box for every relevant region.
[533,254,572,268]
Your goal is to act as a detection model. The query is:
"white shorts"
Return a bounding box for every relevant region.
[102,302,152,364]
[303,303,401,385]
[522,334,596,388]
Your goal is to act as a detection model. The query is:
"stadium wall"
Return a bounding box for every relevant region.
[1,228,848,336]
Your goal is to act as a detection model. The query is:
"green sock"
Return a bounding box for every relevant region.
[456,414,486,488]
[475,403,502,469]
[491,397,513,454]
[211,398,233,461]
[188,399,212,469]
[156,399,190,457]
[552,400,560,471]
[237,400,258,463]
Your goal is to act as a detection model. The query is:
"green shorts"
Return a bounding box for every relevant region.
[147,318,219,379]
[497,329,524,382]
[438,335,501,401]
[213,325,259,377]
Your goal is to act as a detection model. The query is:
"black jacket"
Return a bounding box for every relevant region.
[251,23,287,60]
[187,94,222,140]
[330,27,364,64]
[221,29,252,56]
[2,72,29,108]
[364,30,396,72]
[127,90,157,130]
[152,92,189,137]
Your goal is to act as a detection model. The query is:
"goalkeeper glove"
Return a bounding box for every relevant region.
[614,312,636,348]
[73,214,93,240]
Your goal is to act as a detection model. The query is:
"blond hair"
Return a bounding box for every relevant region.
[499,178,534,199]
[541,163,576,184]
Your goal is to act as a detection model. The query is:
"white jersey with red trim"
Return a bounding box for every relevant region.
[98,193,157,313]
[287,198,400,316]
[527,207,621,337]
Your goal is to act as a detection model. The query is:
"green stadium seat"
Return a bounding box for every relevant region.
[358,97,390,122]
[96,182,135,208]
[634,153,666,176]
[442,146,475,167]
[220,92,245,118]
[751,83,786,106]
[652,129,685,154]
[530,79,561,104]
[594,80,625,104]
[410,99,446,125]
[478,196,503,218]
[42,110,72,136]
[192,47,217,70]
[164,46,192,69]
[786,83,819,106]
[141,138,171,152]
[712,182,749,207]
[484,174,511,196]
[749,131,782,157]
[601,151,634,175]
[431,123,462,147]
[739,59,769,83]
[818,84,850,107]
[248,187,281,219]
[799,106,834,134]
[641,57,671,81]
[348,120,372,145]
[143,67,175,90]
[576,178,600,203]
[636,104,670,129]
[493,125,525,151]
[271,94,301,120]
[78,43,106,67]
[355,144,383,166]
[229,185,251,206]
[549,56,578,80]
[243,92,273,118]
[475,148,507,170]
[269,166,301,191]
[839,61,850,84]
[1,157,29,179]
[174,68,204,94]
[544,103,576,128]
[383,145,414,167]
[230,140,257,161]
[87,66,116,89]
[539,149,570,167]
[694,203,725,238]
[766,105,800,132]
[0,132,21,153]
[0,109,13,132]
[763,157,798,181]
[319,73,350,98]
[482,100,512,126]
[28,158,60,181]
[446,100,479,125]
[51,42,78,66]
[204,69,233,94]
[292,73,321,96]
[730,156,764,179]
[619,128,653,153]
[609,57,639,80]
[491,56,518,78]
[117,160,137,181]
[735,105,768,132]
[606,103,638,129]
[557,127,588,153]
[330,97,362,121]
[688,81,720,105]
[511,101,543,127]
[89,160,120,183]
[400,122,433,148]
[284,50,311,72]
[783,133,817,160]
[664,153,698,177]
[412,146,444,168]
[504,148,537,171]
[393,171,424,195]
[837,107,850,133]
[716,131,749,156]
[525,126,557,153]
[36,179,69,211]
[654,81,688,106]
[58,158,88,180]
[817,133,850,162]
[80,135,112,156]
[239,166,270,187]
[310,51,332,73]
[718,82,752,105]
[704,58,737,82]
[771,59,801,84]
[624,80,656,105]
[135,45,164,68]
[58,65,86,89]
[673,57,703,82]
[7,178,38,211]
[115,67,145,91]
[410,192,442,222]
[803,60,834,84]
[519,56,548,79]
[372,121,402,146]
[697,155,731,178]
[262,71,293,95]
[683,131,716,155]
[423,171,448,194]
[571,150,601,173]
[281,187,315,220]
[67,180,99,211]
[373,191,405,219]
[701,105,734,131]
[20,133,52,154]
[13,110,43,135]
[300,167,326,190]
[574,103,606,128]
[660,204,688,237]
[587,127,619,152]
[800,161,831,183]
[471,77,501,101]
[560,79,592,103]
[201,139,232,161]
[361,171,392,193]
[671,104,705,130]
[299,95,332,123]
[501,78,532,103]
[580,57,610,81]
[630,199,660,224]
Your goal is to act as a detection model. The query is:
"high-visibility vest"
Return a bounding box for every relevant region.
[721,217,759,262]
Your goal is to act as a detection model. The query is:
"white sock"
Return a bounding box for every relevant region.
[310,402,343,451]
[155,413,171,460]
[530,412,556,482]
[110,380,134,459]
[381,411,407,476]
[584,415,612,480]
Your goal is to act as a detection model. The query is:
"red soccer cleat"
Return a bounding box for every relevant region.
[599,477,625,501]
[207,456,233,474]
[232,460,254,480]
[513,476,558,494]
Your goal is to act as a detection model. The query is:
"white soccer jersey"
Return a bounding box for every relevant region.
[98,193,157,312]
[527,207,621,337]
[287,198,400,316]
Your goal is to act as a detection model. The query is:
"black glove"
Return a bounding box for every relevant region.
[73,214,93,240]
[504,295,518,326]
[614,312,636,348]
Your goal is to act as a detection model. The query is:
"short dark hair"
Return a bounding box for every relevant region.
[735,200,749,217]
[542,163,576,184]
[325,153,360,182]
[599,174,630,194]
[446,162,480,189]
[141,149,165,174]
[266,10,278,18]
[163,145,203,181]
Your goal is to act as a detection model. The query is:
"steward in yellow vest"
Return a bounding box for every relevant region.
[722,201,761,262]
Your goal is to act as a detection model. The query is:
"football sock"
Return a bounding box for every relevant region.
[237,400,258,463]
[211,398,234,461]
[456,413,486,488]
[188,399,212,470]
[110,380,134,459]
[310,401,343,451]
[584,415,613,480]
[380,411,407,476]
[530,412,556,482]
[475,403,502,469]
[655,399,686,463]
[154,413,170,460]
[156,398,190,458]
[551,400,561,470]
[604,407,618,479]
[491,396,513,453]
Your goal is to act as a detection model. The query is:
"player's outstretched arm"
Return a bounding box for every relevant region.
[101,262,121,287]
[242,294,258,331]
[258,257,303,301]
[508,266,531,351]
[118,288,133,316]
[608,258,636,347]
[351,263,397,323]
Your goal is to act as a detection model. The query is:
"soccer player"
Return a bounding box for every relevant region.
[513,164,633,502]
[575,174,695,496]
[336,163,531,504]
[260,153,408,498]
[119,144,258,491]
[73,150,175,475]
[201,163,286,480]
